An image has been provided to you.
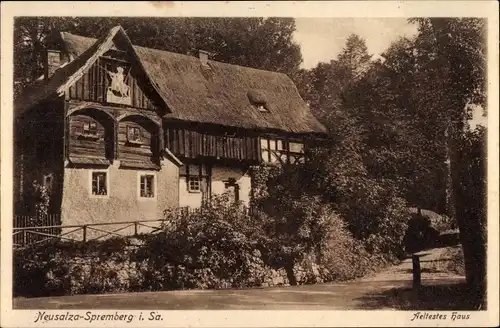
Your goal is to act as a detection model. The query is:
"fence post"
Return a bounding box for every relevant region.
[82,225,87,242]
[412,254,421,291]
[134,222,138,236]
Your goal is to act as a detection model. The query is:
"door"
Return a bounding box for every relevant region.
[224,178,239,203]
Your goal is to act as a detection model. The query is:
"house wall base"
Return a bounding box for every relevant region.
[60,159,179,239]
[178,164,251,208]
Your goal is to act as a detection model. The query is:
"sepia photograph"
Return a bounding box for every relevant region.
[1,1,498,327]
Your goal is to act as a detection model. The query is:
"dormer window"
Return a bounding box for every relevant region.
[127,126,142,145]
[247,89,269,113]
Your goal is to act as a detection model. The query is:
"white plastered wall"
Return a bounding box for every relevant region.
[178,164,251,208]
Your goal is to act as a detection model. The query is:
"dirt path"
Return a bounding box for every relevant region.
[360,246,464,282]
[14,247,466,310]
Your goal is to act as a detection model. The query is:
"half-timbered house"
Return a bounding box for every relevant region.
[14,25,326,226]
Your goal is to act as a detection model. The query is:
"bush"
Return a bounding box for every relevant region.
[251,156,411,261]
[138,194,268,290]
[13,237,138,297]
[318,211,372,281]
[250,163,402,282]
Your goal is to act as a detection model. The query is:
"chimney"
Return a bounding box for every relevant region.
[45,50,61,80]
[199,50,210,67]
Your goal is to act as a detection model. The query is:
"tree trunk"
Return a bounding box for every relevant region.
[444,127,456,221]
[448,135,486,307]
[430,18,486,307]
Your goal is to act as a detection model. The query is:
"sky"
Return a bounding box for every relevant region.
[293,18,419,69]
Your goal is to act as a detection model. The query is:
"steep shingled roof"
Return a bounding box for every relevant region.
[16,26,327,134]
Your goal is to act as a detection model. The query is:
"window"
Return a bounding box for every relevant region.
[188,177,201,193]
[288,141,305,164]
[127,126,142,143]
[43,174,53,194]
[139,174,155,198]
[260,138,282,163]
[223,178,240,202]
[260,138,305,164]
[91,171,108,196]
[289,142,304,154]
[83,121,98,135]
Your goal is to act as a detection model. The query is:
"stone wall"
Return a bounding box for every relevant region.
[15,239,324,297]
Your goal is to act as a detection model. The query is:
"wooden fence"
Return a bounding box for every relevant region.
[13,205,255,249]
[13,214,62,247]
[13,217,167,249]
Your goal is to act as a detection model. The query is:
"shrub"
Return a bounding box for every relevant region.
[138,194,268,290]
[319,221,370,281]
[13,237,137,297]
[251,157,411,261]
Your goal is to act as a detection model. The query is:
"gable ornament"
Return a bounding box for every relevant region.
[106,65,131,105]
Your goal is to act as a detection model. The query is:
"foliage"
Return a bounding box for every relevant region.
[13,237,135,297]
[294,34,371,126]
[403,213,441,253]
[294,21,486,303]
[318,212,379,281]
[14,17,302,95]
[27,180,51,225]
[341,55,448,213]
[138,194,268,290]
[410,18,487,304]
[252,154,410,260]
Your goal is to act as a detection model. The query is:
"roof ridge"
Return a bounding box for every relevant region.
[59,31,293,80]
[17,29,327,134]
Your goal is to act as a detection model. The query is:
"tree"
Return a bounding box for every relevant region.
[337,34,372,81]
[294,34,372,136]
[411,18,487,306]
[14,17,303,94]
[342,37,448,214]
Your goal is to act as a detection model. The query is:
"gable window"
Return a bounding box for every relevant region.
[188,177,201,193]
[139,174,155,198]
[127,126,142,144]
[91,171,108,196]
[83,121,98,136]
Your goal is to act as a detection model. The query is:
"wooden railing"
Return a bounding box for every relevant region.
[12,208,192,248]
[12,218,169,249]
[13,205,255,249]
